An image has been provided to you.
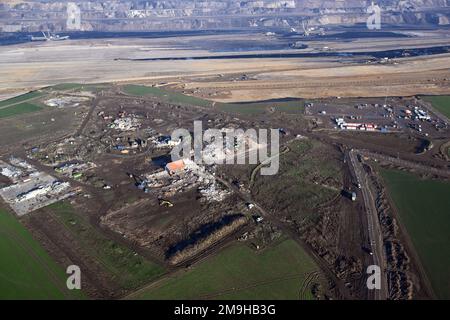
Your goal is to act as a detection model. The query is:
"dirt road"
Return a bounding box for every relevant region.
[358,150,450,178]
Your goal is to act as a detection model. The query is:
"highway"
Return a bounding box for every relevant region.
[348,149,388,300]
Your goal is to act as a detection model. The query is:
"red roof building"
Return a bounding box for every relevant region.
[165,160,186,174]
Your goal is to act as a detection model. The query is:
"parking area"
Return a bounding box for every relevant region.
[306,96,448,137]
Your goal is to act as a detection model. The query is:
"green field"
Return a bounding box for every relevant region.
[0,91,44,108]
[132,239,321,300]
[381,169,450,299]
[217,100,304,115]
[0,106,80,147]
[0,207,84,299]
[47,202,164,290]
[0,90,46,119]
[46,83,84,91]
[423,96,450,119]
[0,102,43,119]
[46,83,111,93]
[0,84,97,119]
[123,84,304,114]
[253,139,342,220]
[123,84,213,107]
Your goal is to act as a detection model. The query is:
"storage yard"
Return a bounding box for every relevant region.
[304,96,448,137]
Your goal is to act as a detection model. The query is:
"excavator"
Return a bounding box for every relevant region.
[128,172,150,193]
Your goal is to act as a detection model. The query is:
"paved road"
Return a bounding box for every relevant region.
[348,149,388,300]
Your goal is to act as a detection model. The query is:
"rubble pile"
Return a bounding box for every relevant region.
[0,159,75,216]
[45,96,90,108]
[144,159,230,202]
[0,160,23,182]
[110,117,141,131]
[198,182,230,202]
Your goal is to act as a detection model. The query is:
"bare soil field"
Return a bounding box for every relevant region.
[0,29,449,101]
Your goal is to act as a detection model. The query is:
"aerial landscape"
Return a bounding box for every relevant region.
[0,0,449,304]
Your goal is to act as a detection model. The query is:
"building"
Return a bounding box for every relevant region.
[165,160,186,175]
